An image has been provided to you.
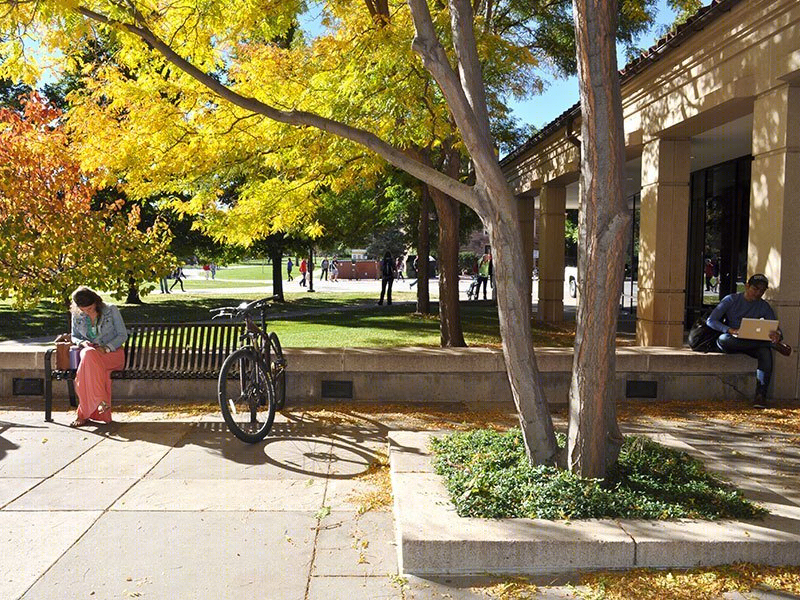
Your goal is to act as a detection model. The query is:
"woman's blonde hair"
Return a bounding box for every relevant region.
[70,286,105,316]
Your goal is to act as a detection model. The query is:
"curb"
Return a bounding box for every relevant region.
[390,431,800,575]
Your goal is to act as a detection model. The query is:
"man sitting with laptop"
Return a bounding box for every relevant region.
[707,273,792,408]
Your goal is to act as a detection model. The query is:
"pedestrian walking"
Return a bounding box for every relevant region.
[320,257,329,280]
[395,256,405,280]
[169,266,186,292]
[299,258,308,287]
[286,258,294,281]
[202,263,211,279]
[210,263,217,279]
[330,259,339,282]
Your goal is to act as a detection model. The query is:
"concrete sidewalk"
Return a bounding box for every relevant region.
[1,403,797,599]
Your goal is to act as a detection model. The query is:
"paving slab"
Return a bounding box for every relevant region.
[314,511,398,577]
[5,477,137,511]
[0,478,41,507]
[20,511,317,600]
[0,510,101,600]
[112,478,327,511]
[325,479,390,512]
[146,429,336,480]
[0,426,100,477]
[55,437,179,479]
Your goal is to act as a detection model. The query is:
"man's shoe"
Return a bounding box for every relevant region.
[753,384,768,409]
[774,342,792,356]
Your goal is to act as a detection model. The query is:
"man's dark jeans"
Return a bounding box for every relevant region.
[716,333,773,387]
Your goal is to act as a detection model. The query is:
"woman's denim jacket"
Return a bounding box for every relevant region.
[71,303,128,352]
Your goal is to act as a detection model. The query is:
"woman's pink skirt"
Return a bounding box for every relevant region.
[74,347,124,422]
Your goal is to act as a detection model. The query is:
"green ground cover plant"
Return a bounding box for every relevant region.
[430,429,766,520]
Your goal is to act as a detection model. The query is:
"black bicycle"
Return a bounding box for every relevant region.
[211,297,287,443]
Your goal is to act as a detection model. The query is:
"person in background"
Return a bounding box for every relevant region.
[706,273,792,408]
[286,257,294,281]
[476,253,491,300]
[69,287,127,427]
[395,255,405,281]
[169,266,186,292]
[378,251,396,305]
[704,258,715,291]
[299,258,308,287]
[330,259,339,282]
[159,273,170,294]
[210,263,217,279]
[320,257,329,280]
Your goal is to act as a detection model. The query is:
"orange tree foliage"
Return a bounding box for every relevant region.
[0,94,174,308]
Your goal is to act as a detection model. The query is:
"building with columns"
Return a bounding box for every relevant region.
[500,0,800,399]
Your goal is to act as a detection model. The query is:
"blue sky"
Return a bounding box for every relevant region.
[508,0,679,129]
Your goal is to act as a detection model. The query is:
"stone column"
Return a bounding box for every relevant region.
[537,184,566,322]
[517,195,536,302]
[749,84,800,400]
[636,138,691,347]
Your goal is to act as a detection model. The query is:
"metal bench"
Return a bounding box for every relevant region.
[43,322,244,421]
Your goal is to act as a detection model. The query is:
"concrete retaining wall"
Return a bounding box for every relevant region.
[0,344,757,404]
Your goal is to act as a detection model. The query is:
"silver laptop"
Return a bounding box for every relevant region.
[737,318,779,341]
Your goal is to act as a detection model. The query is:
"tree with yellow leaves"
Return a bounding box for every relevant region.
[0,0,645,475]
[0,94,174,308]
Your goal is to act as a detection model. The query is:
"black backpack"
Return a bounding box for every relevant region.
[382,259,394,278]
[688,309,722,352]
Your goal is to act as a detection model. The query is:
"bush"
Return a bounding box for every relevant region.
[430,429,766,520]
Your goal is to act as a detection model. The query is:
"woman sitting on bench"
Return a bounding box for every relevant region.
[69,287,128,427]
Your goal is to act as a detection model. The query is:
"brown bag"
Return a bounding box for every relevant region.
[54,334,71,370]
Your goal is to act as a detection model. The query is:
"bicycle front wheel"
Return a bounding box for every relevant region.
[218,347,276,443]
[268,332,287,411]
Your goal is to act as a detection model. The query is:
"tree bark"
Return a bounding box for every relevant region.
[416,185,431,315]
[486,191,559,465]
[427,147,466,347]
[429,186,465,346]
[567,0,630,477]
[270,248,284,302]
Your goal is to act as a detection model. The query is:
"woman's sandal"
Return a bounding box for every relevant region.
[96,402,109,414]
[70,418,87,427]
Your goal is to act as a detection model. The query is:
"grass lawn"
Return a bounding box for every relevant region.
[0,292,576,347]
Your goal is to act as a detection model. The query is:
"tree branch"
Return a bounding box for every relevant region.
[448,0,492,143]
[405,0,499,189]
[72,4,481,212]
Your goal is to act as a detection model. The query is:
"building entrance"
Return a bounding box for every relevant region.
[685,156,751,326]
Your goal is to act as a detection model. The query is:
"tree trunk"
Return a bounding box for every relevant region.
[485,193,560,465]
[270,248,284,302]
[416,185,431,315]
[429,186,465,346]
[567,0,631,478]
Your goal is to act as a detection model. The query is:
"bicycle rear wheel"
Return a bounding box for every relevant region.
[268,332,287,411]
[218,347,276,443]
